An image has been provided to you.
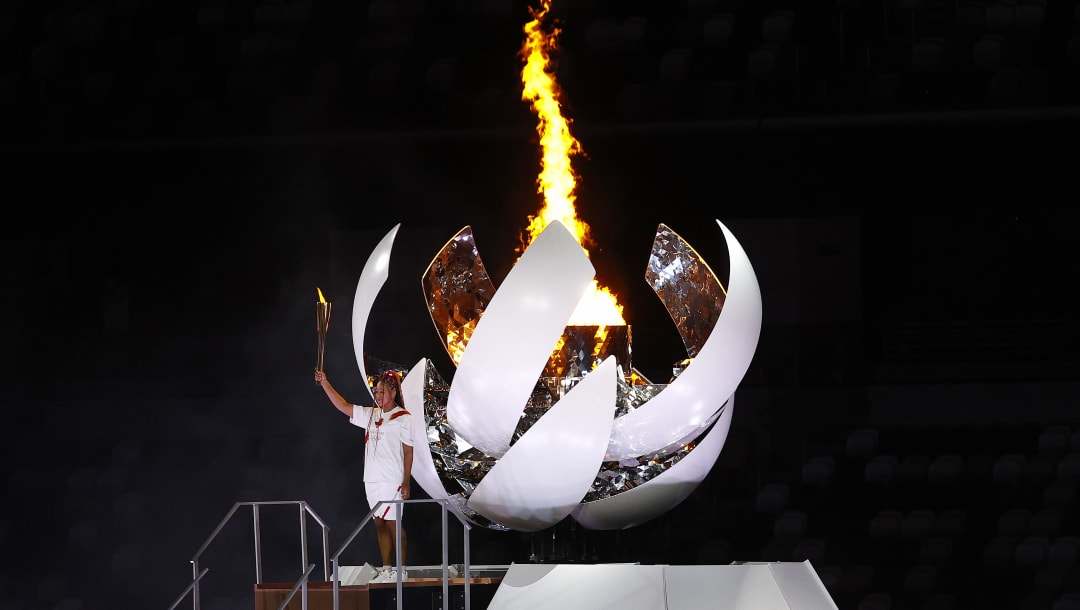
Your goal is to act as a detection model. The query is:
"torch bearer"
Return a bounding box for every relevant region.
[315,287,332,379]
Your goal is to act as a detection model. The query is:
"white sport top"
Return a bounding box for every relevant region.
[350,405,413,483]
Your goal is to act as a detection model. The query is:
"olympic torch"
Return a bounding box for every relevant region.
[315,287,332,379]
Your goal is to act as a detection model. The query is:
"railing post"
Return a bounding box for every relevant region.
[332,557,340,610]
[168,566,209,610]
[394,500,404,610]
[191,560,201,610]
[322,523,331,582]
[464,525,471,610]
[300,502,309,577]
[275,563,315,610]
[253,504,263,584]
[441,504,449,610]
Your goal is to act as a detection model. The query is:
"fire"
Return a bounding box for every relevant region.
[446,324,474,365]
[520,0,625,327]
[317,286,327,303]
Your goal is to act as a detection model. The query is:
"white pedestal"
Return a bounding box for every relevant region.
[488,561,838,610]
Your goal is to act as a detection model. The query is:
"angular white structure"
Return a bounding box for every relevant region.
[487,562,839,610]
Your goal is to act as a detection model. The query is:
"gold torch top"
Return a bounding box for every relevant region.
[316,287,331,330]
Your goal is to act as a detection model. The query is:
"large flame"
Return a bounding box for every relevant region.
[520,0,625,327]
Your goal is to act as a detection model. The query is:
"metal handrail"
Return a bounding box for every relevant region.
[276,563,317,610]
[174,500,331,610]
[331,497,474,610]
[166,568,208,610]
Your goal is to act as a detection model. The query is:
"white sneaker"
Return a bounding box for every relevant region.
[371,567,409,583]
[379,568,409,582]
[371,567,393,583]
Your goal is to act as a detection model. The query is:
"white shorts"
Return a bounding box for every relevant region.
[366,481,404,521]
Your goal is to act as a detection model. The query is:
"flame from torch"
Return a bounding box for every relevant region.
[315,287,332,378]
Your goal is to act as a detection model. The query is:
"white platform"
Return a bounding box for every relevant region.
[487,561,838,610]
[336,563,510,585]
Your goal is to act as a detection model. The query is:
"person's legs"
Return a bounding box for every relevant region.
[374,518,407,566]
[367,481,406,578]
[373,516,393,566]
[393,521,407,567]
[368,482,399,566]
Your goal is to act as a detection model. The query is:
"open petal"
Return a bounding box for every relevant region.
[469,357,619,531]
[605,220,761,461]
[447,221,595,458]
[572,395,735,530]
[351,224,401,403]
[421,226,496,365]
[400,357,454,505]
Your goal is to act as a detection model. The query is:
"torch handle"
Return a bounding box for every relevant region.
[315,300,331,383]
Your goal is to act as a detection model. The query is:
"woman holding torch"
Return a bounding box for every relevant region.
[315,367,414,583]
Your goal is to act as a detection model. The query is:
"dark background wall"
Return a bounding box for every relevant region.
[2,1,1079,609]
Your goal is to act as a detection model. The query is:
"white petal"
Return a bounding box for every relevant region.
[351,223,400,403]
[572,395,735,530]
[400,357,451,505]
[447,221,594,458]
[468,357,618,531]
[606,220,760,460]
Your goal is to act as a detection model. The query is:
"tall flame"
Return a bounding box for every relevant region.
[520,0,625,326]
[317,286,327,304]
